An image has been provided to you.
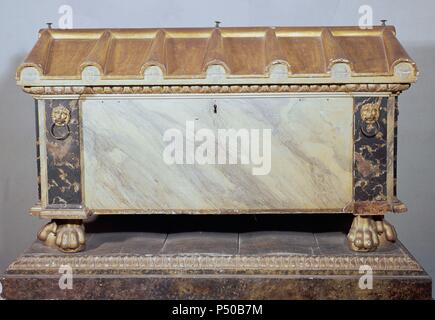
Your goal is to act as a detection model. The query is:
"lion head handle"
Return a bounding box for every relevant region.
[51,105,71,127]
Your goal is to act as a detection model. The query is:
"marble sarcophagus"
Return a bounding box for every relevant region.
[16,26,417,252]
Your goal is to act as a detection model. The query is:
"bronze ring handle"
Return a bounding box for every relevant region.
[360,121,380,138]
[50,123,71,140]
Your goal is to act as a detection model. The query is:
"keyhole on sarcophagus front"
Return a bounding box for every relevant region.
[213,103,218,114]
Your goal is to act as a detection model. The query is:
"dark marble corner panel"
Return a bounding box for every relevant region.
[354,96,388,202]
[45,99,82,207]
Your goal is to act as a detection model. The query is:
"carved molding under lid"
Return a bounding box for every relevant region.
[22,83,411,95]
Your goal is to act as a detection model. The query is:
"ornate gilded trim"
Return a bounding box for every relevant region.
[23,83,410,95]
[7,254,422,274]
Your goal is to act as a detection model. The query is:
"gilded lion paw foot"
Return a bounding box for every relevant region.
[37,220,85,252]
[375,218,397,243]
[347,216,379,252]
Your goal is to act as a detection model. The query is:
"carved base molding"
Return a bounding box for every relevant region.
[23,83,410,95]
[8,253,422,275]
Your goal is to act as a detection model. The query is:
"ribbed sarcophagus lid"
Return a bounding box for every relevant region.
[17,26,417,86]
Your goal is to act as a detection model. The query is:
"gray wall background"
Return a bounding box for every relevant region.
[0,0,434,296]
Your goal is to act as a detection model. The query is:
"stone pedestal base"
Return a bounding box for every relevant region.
[1,216,432,300]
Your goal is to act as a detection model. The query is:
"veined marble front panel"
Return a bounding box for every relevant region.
[82,95,353,211]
